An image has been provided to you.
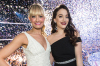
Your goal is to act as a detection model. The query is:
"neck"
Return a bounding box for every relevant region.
[30,28,42,35]
[56,28,65,35]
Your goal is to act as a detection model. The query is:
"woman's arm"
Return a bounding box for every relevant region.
[47,35,55,66]
[75,32,83,66]
[75,42,83,66]
[0,33,25,66]
[50,52,55,66]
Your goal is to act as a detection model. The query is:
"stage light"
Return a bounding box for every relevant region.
[18,57,23,62]
[14,11,16,14]
[10,5,12,8]
[16,6,18,8]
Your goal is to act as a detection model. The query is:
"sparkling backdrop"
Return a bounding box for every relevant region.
[0,0,100,66]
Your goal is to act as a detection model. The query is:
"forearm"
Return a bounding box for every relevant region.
[0,58,9,66]
[50,53,54,66]
[76,56,83,66]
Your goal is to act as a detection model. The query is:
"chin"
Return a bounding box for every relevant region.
[34,26,43,29]
[61,26,66,29]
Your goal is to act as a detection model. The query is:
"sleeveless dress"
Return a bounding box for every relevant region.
[51,36,81,66]
[22,32,51,66]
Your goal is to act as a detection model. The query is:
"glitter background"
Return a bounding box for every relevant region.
[0,0,100,66]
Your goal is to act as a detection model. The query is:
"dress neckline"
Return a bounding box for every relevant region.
[25,32,48,51]
[51,36,68,46]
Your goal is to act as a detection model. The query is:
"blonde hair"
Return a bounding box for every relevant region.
[28,4,47,37]
[28,4,44,17]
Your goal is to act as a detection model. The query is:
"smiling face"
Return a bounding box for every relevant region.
[29,15,45,29]
[28,4,45,29]
[54,8,69,30]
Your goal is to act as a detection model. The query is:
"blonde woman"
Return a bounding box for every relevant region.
[0,4,51,66]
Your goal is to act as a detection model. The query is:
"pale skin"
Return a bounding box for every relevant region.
[47,9,83,66]
[0,15,47,66]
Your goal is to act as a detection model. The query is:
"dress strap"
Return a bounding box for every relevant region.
[22,32,31,40]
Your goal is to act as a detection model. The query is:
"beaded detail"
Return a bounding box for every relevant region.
[55,58,76,64]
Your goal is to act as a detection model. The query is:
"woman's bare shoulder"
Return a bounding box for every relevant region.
[47,33,55,40]
[15,32,26,38]
[47,33,56,45]
[12,32,27,44]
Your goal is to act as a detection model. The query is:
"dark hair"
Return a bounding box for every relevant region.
[51,4,78,46]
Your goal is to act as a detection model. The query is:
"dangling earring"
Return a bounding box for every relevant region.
[54,21,56,23]
[55,26,57,30]
[66,26,69,29]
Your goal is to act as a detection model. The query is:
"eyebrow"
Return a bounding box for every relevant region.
[58,14,68,16]
[58,14,63,16]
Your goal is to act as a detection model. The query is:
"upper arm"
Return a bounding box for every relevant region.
[75,31,82,56]
[0,33,25,59]
[47,35,55,64]
[75,42,82,57]
[75,42,83,66]
[75,31,83,65]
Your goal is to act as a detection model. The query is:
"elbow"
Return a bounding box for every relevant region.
[75,55,83,66]
[76,57,83,66]
[51,62,54,66]
[50,60,53,65]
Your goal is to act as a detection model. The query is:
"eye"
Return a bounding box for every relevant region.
[66,15,69,18]
[59,16,62,18]
[66,16,69,18]
[39,15,43,18]
[32,16,35,18]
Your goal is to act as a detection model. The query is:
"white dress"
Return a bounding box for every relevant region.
[22,32,51,66]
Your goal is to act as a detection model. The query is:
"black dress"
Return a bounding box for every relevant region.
[51,36,81,66]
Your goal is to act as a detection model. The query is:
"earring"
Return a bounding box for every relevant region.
[55,27,57,30]
[54,21,56,23]
[66,26,69,30]
[55,22,57,30]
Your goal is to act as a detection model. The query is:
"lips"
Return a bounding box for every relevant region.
[35,23,41,25]
[61,22,66,25]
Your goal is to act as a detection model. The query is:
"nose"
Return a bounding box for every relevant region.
[63,17,66,21]
[36,16,39,22]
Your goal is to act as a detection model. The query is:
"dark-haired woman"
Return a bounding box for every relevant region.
[47,4,83,66]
